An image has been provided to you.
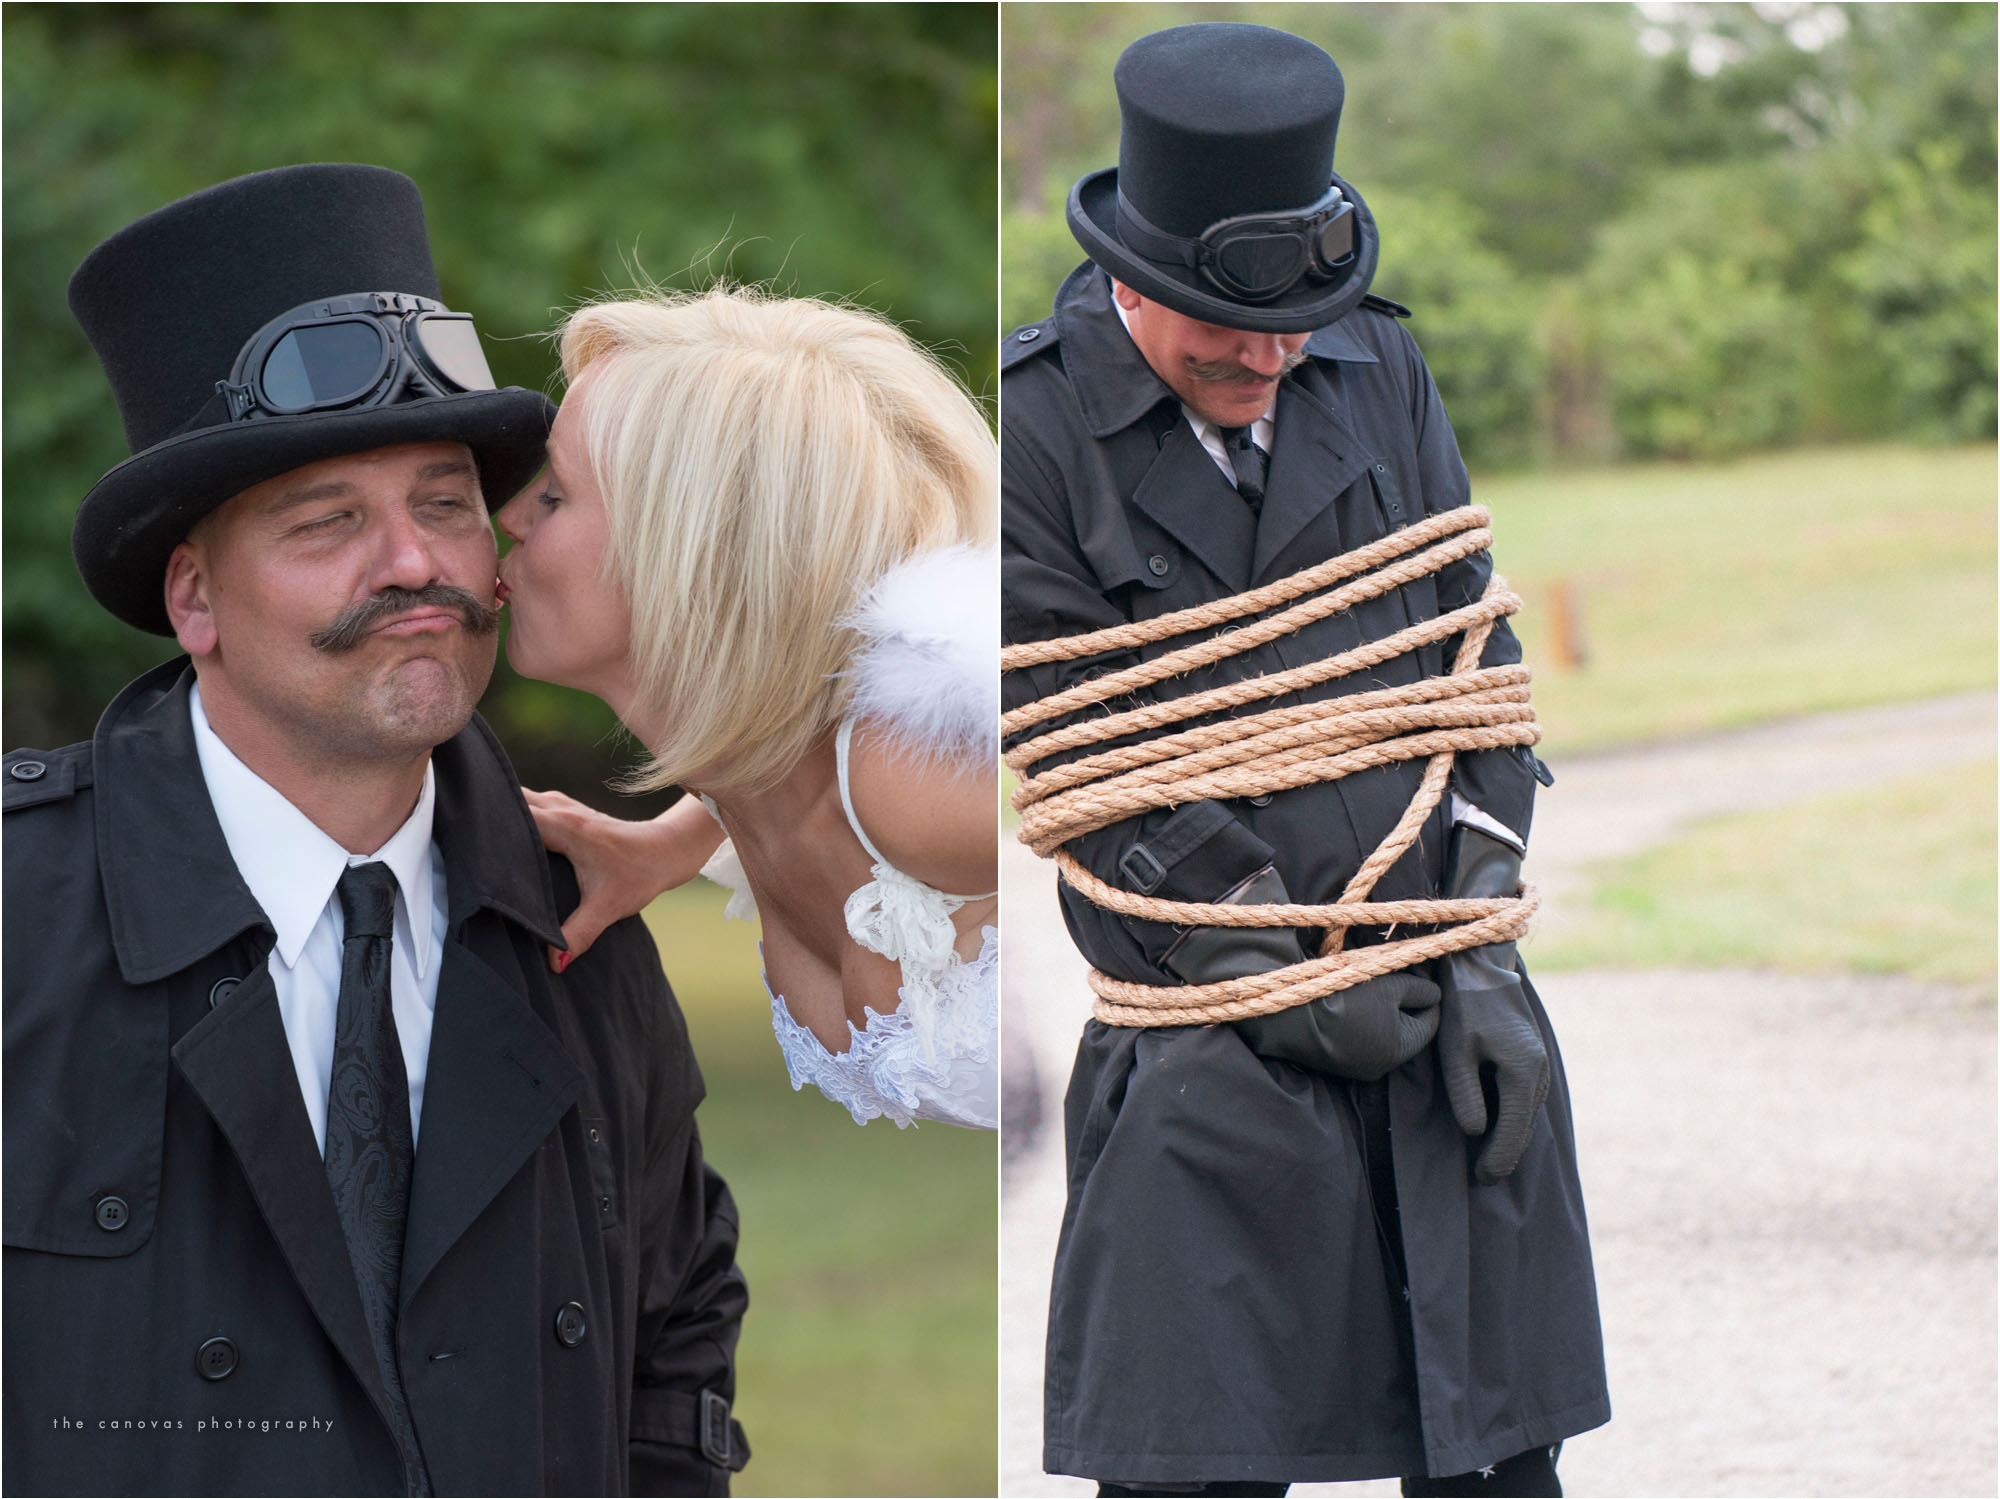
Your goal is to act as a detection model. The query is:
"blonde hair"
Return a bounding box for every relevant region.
[559,286,995,795]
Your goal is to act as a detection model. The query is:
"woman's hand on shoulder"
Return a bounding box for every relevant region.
[843,723,998,898]
[524,789,727,971]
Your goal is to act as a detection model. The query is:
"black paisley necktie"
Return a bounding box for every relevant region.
[1219,424,1269,513]
[326,861,432,1496]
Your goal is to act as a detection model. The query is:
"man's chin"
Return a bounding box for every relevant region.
[360,653,491,753]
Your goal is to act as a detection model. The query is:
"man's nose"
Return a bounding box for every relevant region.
[1235,336,1289,378]
[371,504,445,591]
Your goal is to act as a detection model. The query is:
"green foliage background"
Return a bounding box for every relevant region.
[2,7,998,1495]
[1003,2,1996,471]
[4,1,999,792]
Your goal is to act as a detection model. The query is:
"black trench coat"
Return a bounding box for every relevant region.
[1002,265,1609,1485]
[3,661,748,1497]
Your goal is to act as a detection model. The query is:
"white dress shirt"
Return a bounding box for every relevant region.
[190,684,447,1153]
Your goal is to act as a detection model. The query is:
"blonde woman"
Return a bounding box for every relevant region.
[495,288,998,1129]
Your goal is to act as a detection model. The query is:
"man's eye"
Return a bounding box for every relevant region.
[292,512,349,536]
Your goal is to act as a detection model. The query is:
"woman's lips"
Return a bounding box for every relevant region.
[495,576,511,603]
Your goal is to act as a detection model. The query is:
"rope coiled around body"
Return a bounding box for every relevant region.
[1002,505,1542,1028]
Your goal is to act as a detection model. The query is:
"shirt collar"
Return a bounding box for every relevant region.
[189,683,437,979]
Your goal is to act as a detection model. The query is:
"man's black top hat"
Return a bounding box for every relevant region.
[1067,23,1379,334]
[67,163,555,636]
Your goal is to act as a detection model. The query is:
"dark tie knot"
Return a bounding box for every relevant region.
[337,861,399,942]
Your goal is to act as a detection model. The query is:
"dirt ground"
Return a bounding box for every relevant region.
[999,692,1998,1498]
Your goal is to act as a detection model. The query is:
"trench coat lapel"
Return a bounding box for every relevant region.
[1130,422,1257,596]
[169,965,393,1428]
[400,937,583,1309]
[1253,380,1373,584]
[399,714,580,1309]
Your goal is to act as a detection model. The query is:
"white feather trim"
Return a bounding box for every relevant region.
[842,544,997,770]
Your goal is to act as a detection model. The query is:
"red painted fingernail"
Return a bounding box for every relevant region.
[554,950,569,972]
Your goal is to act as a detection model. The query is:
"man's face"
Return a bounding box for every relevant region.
[1112,281,1312,428]
[165,440,501,768]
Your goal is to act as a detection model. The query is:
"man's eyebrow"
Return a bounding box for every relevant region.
[415,457,478,484]
[262,458,478,516]
[266,479,356,514]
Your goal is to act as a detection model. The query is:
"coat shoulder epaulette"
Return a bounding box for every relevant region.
[1360,293,1413,319]
[1001,317,1060,373]
[3,742,94,813]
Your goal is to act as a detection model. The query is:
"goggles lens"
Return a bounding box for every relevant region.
[1212,233,1310,298]
[261,320,389,412]
[1197,191,1356,302]
[1315,209,1355,269]
[412,313,496,393]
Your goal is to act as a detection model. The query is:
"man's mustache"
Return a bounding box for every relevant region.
[309,585,501,654]
[1184,349,1310,386]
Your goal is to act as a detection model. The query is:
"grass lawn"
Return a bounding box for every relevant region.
[1480,442,1997,756]
[1526,758,1998,997]
[644,884,997,1497]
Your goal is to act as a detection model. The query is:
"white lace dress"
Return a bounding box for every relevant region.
[694,544,998,1130]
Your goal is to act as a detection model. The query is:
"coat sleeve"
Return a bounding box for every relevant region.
[1395,324,1541,844]
[1002,399,1287,987]
[619,929,750,1496]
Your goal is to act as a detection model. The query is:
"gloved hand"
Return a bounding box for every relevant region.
[1177,865,1441,1082]
[1437,822,1549,1183]
[1233,964,1441,1081]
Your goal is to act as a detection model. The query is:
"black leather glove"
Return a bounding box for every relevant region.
[1437,821,1550,1183]
[1120,801,1439,1080]
[1232,962,1441,1081]
[1195,869,1440,1083]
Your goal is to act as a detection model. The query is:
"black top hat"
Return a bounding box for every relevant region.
[1067,23,1379,334]
[67,163,555,636]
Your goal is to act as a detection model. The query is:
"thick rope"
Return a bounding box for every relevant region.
[1004,505,1540,1027]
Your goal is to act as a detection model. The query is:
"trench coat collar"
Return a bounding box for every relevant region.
[95,658,566,985]
[1052,263,1180,439]
[1049,264,1384,588]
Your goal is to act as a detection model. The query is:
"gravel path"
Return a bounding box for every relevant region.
[1000,691,1997,1497]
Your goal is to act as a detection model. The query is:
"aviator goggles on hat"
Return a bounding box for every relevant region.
[190,291,497,428]
[1115,183,1356,304]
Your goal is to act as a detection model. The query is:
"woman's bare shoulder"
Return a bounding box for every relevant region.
[844,720,997,898]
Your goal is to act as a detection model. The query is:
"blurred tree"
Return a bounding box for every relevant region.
[4,2,998,799]
[1366,186,1544,467]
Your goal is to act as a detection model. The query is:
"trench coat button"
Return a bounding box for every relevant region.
[1373,461,1387,473]
[1017,327,1040,343]
[9,760,46,781]
[1248,794,1274,808]
[195,1336,238,1380]
[94,1195,130,1232]
[553,1302,588,1348]
[1147,554,1170,577]
[208,977,241,1008]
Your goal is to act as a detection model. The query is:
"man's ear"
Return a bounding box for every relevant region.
[1109,278,1143,313]
[164,540,219,657]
